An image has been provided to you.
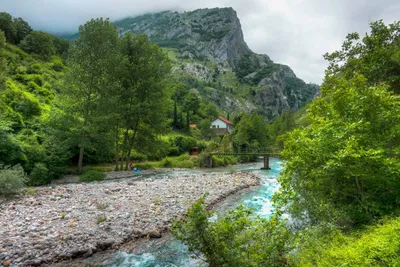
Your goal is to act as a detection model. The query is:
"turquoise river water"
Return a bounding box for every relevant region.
[95,158,283,266]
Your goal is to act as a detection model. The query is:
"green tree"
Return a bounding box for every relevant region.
[0,12,16,43]
[116,33,171,170]
[183,91,200,130]
[19,31,56,58]
[13,17,32,44]
[172,196,291,267]
[266,109,296,151]
[62,18,119,173]
[277,74,400,226]
[324,20,400,93]
[171,83,188,130]
[0,120,24,167]
[0,30,7,90]
[52,36,69,57]
[232,113,269,152]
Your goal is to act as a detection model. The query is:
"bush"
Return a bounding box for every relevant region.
[172,196,291,266]
[211,155,237,167]
[0,164,26,197]
[291,217,400,266]
[51,61,64,72]
[161,157,173,168]
[160,155,198,168]
[176,160,195,168]
[80,170,105,182]
[135,162,154,170]
[27,63,42,74]
[28,162,50,186]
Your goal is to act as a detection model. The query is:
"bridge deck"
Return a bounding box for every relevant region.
[210,152,281,158]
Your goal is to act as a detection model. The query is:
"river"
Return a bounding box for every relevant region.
[85,158,282,267]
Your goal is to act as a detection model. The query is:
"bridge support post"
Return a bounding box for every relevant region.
[203,154,213,168]
[261,155,271,170]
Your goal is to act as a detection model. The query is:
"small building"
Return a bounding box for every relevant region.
[211,117,233,134]
[189,124,197,129]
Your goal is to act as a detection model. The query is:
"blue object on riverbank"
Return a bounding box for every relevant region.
[132,169,142,175]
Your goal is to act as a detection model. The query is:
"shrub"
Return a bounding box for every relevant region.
[89,166,114,172]
[80,170,105,182]
[0,164,27,197]
[51,61,64,72]
[25,187,38,195]
[177,153,190,161]
[28,163,50,186]
[176,160,195,168]
[172,196,291,266]
[135,162,154,170]
[210,155,237,167]
[161,157,173,168]
[96,215,106,224]
[291,217,400,266]
[27,63,42,74]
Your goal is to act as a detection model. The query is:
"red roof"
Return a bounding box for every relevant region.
[214,117,233,125]
[189,124,197,128]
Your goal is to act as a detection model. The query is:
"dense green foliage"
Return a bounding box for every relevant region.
[232,113,269,152]
[19,31,55,58]
[62,18,120,173]
[291,218,400,266]
[0,164,27,197]
[0,24,70,185]
[278,32,400,227]
[172,196,291,267]
[324,20,400,94]
[115,32,171,170]
[0,12,32,44]
[79,169,106,182]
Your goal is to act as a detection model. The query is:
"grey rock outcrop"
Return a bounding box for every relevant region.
[115,7,319,119]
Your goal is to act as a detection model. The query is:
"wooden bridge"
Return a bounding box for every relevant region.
[207,151,281,170]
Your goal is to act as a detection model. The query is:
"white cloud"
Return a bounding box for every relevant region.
[1,0,399,84]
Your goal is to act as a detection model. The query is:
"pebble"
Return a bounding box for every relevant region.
[0,171,259,266]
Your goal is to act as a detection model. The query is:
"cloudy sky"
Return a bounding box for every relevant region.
[2,0,399,84]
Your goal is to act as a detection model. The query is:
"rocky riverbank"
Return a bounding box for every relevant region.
[0,172,260,266]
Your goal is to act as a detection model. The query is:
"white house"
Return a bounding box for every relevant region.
[211,117,233,134]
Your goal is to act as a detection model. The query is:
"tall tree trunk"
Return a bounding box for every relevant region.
[114,123,120,171]
[186,111,190,131]
[125,117,140,170]
[78,146,84,174]
[173,98,178,130]
[120,129,129,170]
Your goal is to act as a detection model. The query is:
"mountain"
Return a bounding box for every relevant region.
[65,8,319,120]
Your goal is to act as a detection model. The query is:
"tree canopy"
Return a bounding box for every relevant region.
[277,21,400,226]
[324,20,400,94]
[0,12,32,44]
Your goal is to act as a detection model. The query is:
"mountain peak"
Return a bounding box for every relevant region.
[114,7,318,119]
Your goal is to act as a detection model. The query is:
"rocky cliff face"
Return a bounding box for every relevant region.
[115,7,319,120]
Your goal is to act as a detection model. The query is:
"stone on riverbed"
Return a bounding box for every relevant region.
[146,229,162,238]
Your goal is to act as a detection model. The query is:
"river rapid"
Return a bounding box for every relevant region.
[97,158,282,267]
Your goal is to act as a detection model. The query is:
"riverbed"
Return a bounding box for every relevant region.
[56,158,282,267]
[0,165,264,266]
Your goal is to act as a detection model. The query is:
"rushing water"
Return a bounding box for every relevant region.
[100,158,283,267]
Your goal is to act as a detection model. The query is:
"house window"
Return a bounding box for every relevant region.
[217,125,219,128]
